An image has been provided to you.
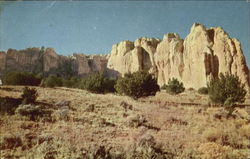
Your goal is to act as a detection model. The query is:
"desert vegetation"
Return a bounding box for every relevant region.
[80,72,116,93]
[3,72,42,86]
[0,71,249,159]
[208,73,247,106]
[161,78,185,95]
[198,87,208,95]
[115,71,159,99]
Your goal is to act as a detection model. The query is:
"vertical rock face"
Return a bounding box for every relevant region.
[71,54,108,76]
[107,38,161,76]
[0,48,109,77]
[212,27,250,89]
[108,23,250,90]
[4,48,41,73]
[43,48,62,72]
[71,54,92,76]
[154,33,184,86]
[181,23,215,89]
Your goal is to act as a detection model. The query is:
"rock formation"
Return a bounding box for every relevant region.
[0,23,249,90]
[107,37,161,75]
[0,48,109,77]
[108,23,250,90]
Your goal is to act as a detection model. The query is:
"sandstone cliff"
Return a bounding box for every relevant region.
[108,23,250,90]
[0,48,109,77]
[0,23,249,90]
[107,37,160,75]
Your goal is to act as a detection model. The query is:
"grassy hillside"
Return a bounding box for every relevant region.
[0,86,249,159]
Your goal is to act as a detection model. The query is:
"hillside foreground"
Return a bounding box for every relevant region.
[0,86,250,159]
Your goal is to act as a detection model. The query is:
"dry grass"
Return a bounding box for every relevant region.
[0,86,249,159]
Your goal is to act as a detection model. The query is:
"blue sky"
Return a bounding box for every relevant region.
[0,1,249,67]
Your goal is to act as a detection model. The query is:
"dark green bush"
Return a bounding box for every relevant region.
[43,75,63,88]
[207,73,247,106]
[0,97,22,115]
[198,87,208,94]
[21,87,38,104]
[163,78,185,95]
[3,72,42,86]
[80,73,116,93]
[161,84,167,90]
[62,77,81,88]
[115,71,159,99]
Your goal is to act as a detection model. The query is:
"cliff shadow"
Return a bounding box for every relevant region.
[213,54,219,79]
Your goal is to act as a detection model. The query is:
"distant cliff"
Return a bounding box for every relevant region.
[0,23,249,90]
[0,47,111,78]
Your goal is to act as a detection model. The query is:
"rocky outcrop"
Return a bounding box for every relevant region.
[43,48,63,73]
[71,54,108,77]
[107,38,161,75]
[3,48,42,74]
[154,33,184,86]
[0,48,109,77]
[108,23,250,90]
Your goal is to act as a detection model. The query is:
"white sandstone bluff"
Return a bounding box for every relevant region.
[107,23,250,90]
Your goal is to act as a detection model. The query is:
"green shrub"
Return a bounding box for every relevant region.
[62,77,81,88]
[21,87,38,104]
[80,73,116,93]
[115,71,159,99]
[198,87,208,94]
[161,84,167,90]
[164,78,185,95]
[3,72,42,86]
[207,73,247,106]
[43,75,63,88]
[0,97,22,115]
